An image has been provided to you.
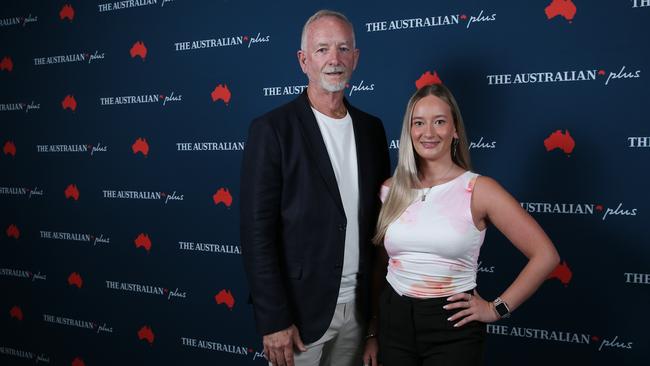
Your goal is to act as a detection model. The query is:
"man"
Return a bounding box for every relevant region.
[240,9,390,366]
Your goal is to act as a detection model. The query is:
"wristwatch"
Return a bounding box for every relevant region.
[493,297,511,318]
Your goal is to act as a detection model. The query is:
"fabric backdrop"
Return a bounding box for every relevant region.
[1,1,648,365]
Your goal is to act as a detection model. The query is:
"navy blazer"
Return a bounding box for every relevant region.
[240,90,390,343]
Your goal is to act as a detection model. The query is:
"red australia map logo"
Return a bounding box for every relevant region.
[138,325,155,344]
[4,141,16,156]
[213,188,233,207]
[65,184,80,200]
[59,4,75,21]
[547,260,572,286]
[215,289,235,310]
[415,70,443,89]
[6,224,20,239]
[545,0,577,22]
[544,130,575,154]
[0,56,13,72]
[132,137,150,156]
[10,306,23,320]
[68,272,83,288]
[134,233,152,252]
[130,41,148,60]
[62,95,77,111]
[211,84,232,105]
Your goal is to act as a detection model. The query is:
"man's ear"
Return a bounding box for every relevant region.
[297,50,307,73]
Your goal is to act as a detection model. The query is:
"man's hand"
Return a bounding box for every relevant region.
[362,337,379,366]
[263,324,307,366]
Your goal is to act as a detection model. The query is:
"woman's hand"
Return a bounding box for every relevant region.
[444,290,500,327]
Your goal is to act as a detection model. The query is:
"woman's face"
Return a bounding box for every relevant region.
[410,95,458,162]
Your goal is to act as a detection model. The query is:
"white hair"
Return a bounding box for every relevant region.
[300,9,356,51]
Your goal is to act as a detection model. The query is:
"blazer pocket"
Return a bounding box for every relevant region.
[287,264,302,280]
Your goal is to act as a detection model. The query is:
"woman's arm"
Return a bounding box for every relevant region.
[447,176,560,326]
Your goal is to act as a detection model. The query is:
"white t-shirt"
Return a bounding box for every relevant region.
[312,107,359,304]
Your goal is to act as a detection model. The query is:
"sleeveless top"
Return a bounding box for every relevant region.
[379,171,485,298]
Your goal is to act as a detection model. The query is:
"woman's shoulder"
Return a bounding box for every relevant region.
[473,174,500,190]
[472,174,510,204]
[379,178,393,203]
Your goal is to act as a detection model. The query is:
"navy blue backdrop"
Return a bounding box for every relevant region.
[1,1,649,365]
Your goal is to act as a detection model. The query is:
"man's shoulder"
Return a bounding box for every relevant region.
[347,102,385,136]
[253,95,306,127]
[347,102,380,122]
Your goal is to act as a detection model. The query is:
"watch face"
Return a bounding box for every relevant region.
[495,302,509,317]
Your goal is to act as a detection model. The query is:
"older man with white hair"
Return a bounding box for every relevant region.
[241,9,390,366]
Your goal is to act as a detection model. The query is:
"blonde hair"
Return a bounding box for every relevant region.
[372,84,472,245]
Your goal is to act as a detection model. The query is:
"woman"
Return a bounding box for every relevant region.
[362,84,560,366]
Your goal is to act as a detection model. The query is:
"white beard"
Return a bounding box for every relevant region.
[319,66,349,92]
[320,77,347,92]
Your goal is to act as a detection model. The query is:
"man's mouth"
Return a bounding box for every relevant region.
[323,67,346,76]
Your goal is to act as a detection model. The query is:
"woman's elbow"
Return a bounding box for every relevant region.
[545,243,561,270]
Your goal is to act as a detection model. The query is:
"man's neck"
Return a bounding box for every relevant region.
[307,86,347,119]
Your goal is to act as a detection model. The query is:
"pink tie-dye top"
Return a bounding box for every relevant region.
[380,171,485,298]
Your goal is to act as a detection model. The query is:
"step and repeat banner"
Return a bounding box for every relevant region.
[1,1,648,365]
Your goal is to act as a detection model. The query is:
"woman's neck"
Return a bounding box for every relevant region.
[417,159,461,187]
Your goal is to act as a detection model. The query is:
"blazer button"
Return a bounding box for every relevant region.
[338,224,346,231]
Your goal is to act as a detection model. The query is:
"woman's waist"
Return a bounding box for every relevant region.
[386,270,476,299]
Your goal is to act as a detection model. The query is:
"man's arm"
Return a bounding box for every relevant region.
[369,116,391,323]
[376,117,391,182]
[240,117,292,335]
[363,118,391,366]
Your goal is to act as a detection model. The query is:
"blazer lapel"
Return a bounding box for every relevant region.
[295,92,345,216]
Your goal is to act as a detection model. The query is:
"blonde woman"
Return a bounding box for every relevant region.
[362,84,559,366]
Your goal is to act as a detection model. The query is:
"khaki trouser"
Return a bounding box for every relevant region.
[270,300,363,366]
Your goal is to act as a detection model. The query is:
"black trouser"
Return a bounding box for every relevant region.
[379,285,486,366]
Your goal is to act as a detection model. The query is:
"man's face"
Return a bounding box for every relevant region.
[298,17,359,93]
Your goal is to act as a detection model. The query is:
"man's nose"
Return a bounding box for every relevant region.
[327,49,342,65]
